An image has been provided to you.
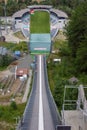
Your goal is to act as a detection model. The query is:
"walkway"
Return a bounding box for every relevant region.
[22,70,32,103]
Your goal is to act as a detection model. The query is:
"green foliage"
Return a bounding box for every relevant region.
[0,0,86,16]
[0,42,28,70]
[47,57,73,110]
[66,2,87,57]
[48,55,78,111]
[53,79,67,111]
[10,101,17,110]
[39,0,52,5]
[0,5,4,16]
[0,55,13,68]
[58,6,72,16]
[0,106,4,117]
[30,11,50,33]
[46,1,87,112]
[0,42,15,50]
[78,74,87,85]
[12,42,28,52]
[6,0,19,16]
[76,41,87,72]
[65,86,78,101]
[0,41,28,52]
[47,37,87,111]
[52,0,86,8]
[0,103,26,123]
[66,2,87,73]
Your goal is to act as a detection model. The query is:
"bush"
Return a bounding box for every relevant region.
[10,101,17,110]
[0,106,4,117]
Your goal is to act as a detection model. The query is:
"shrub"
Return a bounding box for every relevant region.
[10,101,17,110]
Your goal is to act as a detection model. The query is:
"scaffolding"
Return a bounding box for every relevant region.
[62,84,87,130]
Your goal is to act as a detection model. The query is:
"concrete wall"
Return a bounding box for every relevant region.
[57,19,67,30]
[15,19,23,29]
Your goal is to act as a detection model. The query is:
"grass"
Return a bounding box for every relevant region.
[14,31,25,39]
[31,50,49,55]
[0,95,11,102]
[0,103,26,123]
[0,66,7,71]
[0,103,26,130]
[30,11,50,33]
[0,42,15,49]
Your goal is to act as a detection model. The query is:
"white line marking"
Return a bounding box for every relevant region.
[38,55,44,130]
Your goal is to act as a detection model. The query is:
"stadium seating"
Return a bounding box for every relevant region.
[21,12,58,38]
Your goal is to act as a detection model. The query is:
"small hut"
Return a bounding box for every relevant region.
[68,76,78,84]
[16,68,29,78]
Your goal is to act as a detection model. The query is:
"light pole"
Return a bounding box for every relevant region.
[0,17,2,36]
[4,0,8,34]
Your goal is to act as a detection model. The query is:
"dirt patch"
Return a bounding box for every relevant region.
[0,70,12,78]
[0,121,15,130]
[55,30,67,41]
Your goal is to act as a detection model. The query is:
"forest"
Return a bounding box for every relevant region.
[47,1,87,111]
[0,0,87,115]
[0,0,86,16]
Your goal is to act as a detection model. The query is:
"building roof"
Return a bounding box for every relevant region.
[50,9,68,18]
[16,68,29,76]
[12,8,29,18]
[68,76,79,84]
[28,5,52,9]
[12,7,68,19]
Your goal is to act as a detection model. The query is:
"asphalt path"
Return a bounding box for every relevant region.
[10,54,32,73]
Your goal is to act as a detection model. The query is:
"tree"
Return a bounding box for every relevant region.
[10,101,17,110]
[66,2,87,73]
[76,40,87,73]
[0,54,13,67]
[7,0,19,15]
[66,2,87,57]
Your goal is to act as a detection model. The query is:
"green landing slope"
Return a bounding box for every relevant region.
[30,11,50,33]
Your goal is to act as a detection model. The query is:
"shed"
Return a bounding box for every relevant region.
[68,77,78,84]
[15,51,21,57]
[16,68,29,77]
[0,47,7,55]
[53,58,61,62]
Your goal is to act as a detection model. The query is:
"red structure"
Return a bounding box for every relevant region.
[16,68,29,77]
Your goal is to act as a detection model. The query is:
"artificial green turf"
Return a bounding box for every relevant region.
[30,11,50,33]
[30,50,49,55]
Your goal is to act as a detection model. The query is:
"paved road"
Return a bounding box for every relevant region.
[18,55,60,130]
[10,54,32,73]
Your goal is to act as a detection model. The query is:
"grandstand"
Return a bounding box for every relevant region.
[12,5,68,39]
